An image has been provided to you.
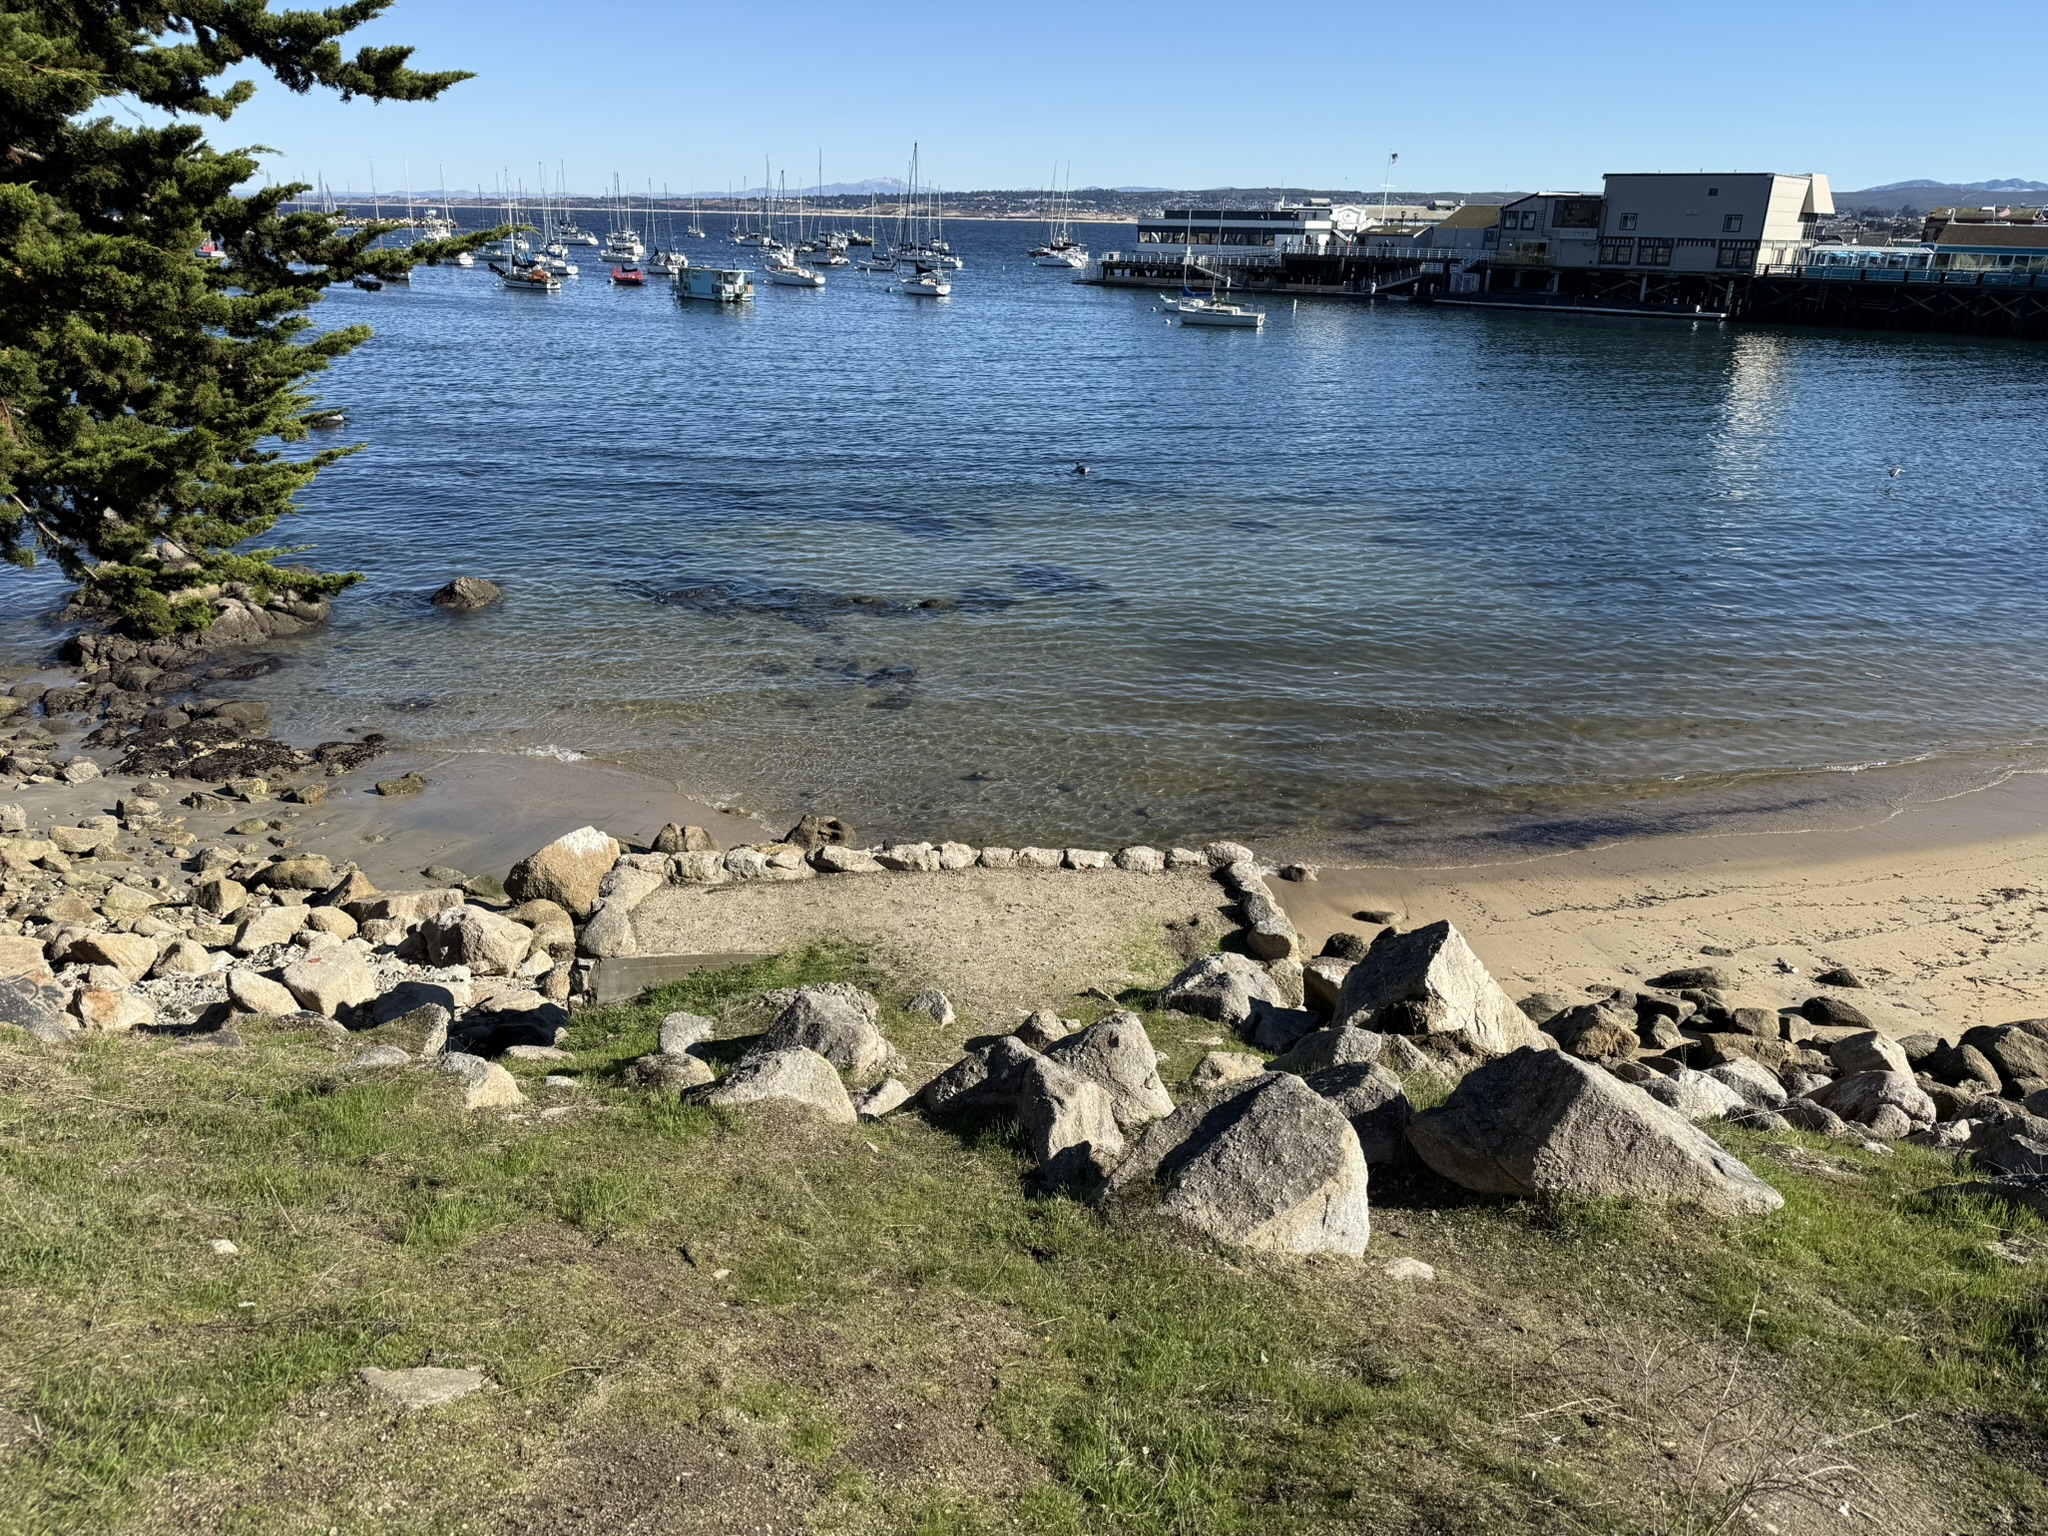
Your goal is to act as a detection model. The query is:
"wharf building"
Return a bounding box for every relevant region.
[1092,172,2048,340]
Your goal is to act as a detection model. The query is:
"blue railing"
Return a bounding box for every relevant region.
[1772,264,2046,289]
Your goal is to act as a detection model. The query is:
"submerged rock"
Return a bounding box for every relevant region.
[429,576,503,613]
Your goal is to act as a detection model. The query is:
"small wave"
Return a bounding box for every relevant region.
[521,745,588,762]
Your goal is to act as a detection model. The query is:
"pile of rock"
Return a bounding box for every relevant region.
[0,795,582,1102]
[11,777,2024,1266]
[1494,965,2048,1177]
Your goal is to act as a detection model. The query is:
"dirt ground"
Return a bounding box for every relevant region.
[629,869,1233,1025]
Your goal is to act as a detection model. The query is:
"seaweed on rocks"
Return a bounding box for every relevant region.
[177,740,311,781]
[315,739,386,773]
[621,576,965,631]
[206,656,286,682]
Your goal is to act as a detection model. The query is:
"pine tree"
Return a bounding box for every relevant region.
[0,2,490,637]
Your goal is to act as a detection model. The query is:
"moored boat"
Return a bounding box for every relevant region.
[1166,294,1263,328]
[495,261,561,292]
[895,264,951,298]
[676,266,753,303]
[766,254,826,288]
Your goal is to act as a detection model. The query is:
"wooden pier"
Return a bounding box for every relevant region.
[1089,248,2048,341]
[1088,248,1458,298]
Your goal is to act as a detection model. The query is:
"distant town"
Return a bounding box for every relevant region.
[297,177,2047,242]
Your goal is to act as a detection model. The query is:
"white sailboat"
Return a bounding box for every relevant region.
[1031,163,1090,268]
[1163,254,1262,327]
[894,259,950,298]
[601,174,644,262]
[765,170,825,286]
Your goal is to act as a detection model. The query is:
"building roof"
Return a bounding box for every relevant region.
[1934,222,2048,249]
[1432,204,1505,231]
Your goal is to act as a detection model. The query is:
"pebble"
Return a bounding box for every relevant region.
[208,1238,239,1257]
[1383,1257,1435,1283]
[357,1365,490,1411]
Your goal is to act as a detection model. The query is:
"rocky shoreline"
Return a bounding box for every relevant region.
[3,609,2047,1255]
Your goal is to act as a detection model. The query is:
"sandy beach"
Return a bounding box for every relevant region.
[15,727,2045,1039]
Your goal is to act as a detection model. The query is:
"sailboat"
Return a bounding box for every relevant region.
[894,261,951,298]
[555,163,599,246]
[764,170,825,286]
[645,181,688,275]
[735,160,777,246]
[491,184,560,291]
[686,192,707,240]
[1162,247,1261,327]
[601,175,644,262]
[893,163,951,297]
[1031,163,1090,268]
[802,154,849,266]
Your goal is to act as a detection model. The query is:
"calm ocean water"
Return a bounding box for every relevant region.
[12,215,2048,854]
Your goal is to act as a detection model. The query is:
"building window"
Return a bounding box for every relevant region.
[1715,240,1760,270]
[1636,238,1674,266]
[1723,214,1744,233]
[1619,212,1638,231]
[1515,209,1538,230]
[1707,187,1719,197]
[1599,238,1635,264]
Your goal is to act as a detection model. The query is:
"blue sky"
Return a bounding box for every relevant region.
[224,0,2046,197]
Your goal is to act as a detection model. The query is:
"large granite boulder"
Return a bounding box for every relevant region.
[1806,1070,1936,1132]
[706,1047,857,1123]
[1829,1031,1908,1077]
[1270,1026,1384,1077]
[1407,1048,1783,1216]
[0,974,78,1048]
[1542,1003,1639,1061]
[576,899,637,959]
[1961,1023,2048,1091]
[1160,952,1287,1030]
[1640,1066,1747,1123]
[504,826,620,920]
[1016,1055,1125,1185]
[918,1036,1043,1117]
[1109,1073,1371,1256]
[1245,999,1321,1053]
[1302,1062,1413,1164]
[1332,921,1542,1055]
[420,906,535,976]
[280,946,377,1016]
[756,984,890,1077]
[1045,1012,1174,1130]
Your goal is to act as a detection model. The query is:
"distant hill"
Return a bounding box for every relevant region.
[1839,178,2048,207]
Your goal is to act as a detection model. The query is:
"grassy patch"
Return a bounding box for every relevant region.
[0,947,2042,1534]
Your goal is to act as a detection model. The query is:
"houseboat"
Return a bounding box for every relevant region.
[676,266,753,303]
